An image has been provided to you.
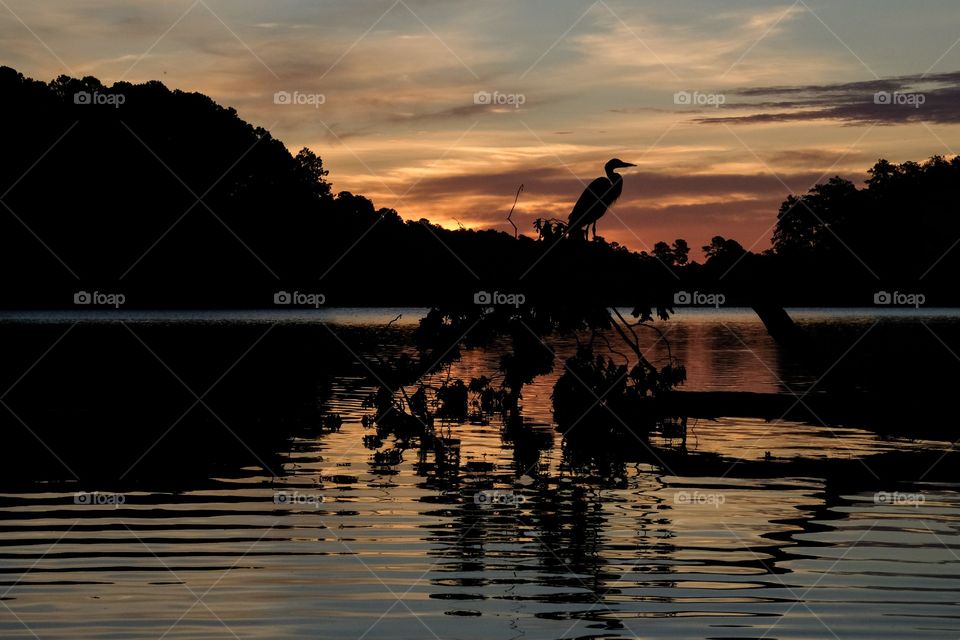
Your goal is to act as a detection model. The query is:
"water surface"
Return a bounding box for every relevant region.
[1,308,958,639]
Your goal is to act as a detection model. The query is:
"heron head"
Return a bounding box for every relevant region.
[606,158,637,172]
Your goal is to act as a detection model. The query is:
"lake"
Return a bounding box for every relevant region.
[0,308,958,639]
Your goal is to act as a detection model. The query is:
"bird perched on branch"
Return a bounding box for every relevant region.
[568,158,636,241]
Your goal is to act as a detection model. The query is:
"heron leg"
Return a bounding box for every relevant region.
[591,222,597,241]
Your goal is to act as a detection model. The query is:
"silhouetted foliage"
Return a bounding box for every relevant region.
[765,155,960,302]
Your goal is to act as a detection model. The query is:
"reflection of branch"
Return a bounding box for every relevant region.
[506,184,523,238]
[386,313,403,328]
[396,384,437,431]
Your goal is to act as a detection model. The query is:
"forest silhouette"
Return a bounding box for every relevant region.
[1,66,957,308]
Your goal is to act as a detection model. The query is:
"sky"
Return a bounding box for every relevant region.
[2,0,959,256]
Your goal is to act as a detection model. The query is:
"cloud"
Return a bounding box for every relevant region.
[695,71,960,125]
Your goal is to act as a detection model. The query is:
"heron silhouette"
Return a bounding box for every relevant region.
[568,158,636,241]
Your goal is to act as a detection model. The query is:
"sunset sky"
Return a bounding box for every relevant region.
[2,0,959,256]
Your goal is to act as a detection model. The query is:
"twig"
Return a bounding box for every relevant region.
[507,184,523,238]
[599,333,630,366]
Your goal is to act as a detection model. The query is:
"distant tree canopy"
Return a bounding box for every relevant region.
[0,65,957,307]
[652,239,689,268]
[294,147,333,201]
[771,156,960,285]
[0,66,339,300]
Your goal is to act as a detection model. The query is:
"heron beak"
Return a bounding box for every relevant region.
[622,162,637,168]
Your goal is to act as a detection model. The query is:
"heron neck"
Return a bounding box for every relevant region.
[606,168,622,181]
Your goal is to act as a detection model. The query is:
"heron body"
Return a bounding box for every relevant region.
[568,158,635,240]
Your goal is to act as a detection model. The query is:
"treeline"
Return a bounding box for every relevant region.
[0,66,677,307]
[0,66,957,308]
[675,155,960,306]
[767,155,960,303]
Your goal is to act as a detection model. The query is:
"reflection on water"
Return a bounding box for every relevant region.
[0,309,959,639]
